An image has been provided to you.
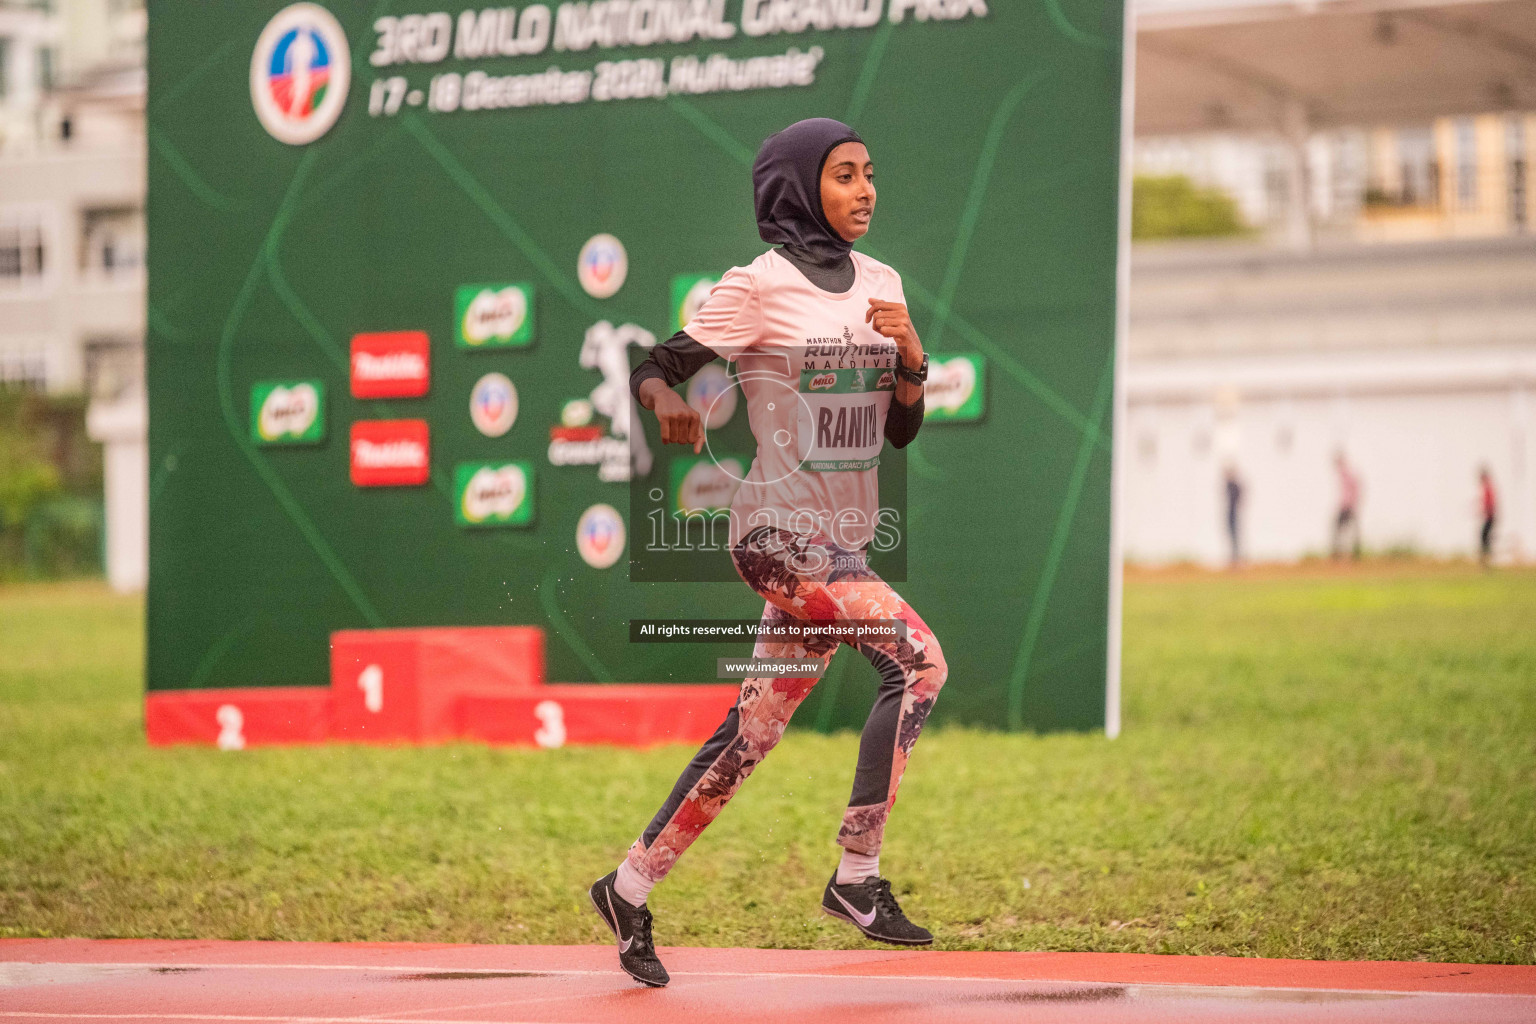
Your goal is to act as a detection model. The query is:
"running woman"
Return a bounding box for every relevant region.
[588,118,947,987]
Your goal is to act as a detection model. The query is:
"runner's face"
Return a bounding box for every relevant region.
[820,142,875,242]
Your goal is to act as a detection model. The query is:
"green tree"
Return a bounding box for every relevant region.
[1132,174,1249,240]
[0,394,61,530]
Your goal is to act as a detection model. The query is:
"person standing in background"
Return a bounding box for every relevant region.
[1332,452,1361,561]
[1479,466,1498,567]
[1223,465,1243,568]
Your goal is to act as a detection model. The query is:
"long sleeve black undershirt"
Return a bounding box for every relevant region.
[631,331,925,449]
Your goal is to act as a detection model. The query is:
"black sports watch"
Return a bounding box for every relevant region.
[895,354,929,385]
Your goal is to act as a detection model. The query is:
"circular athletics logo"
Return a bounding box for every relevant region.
[251,3,351,146]
[686,363,737,430]
[470,372,518,437]
[577,234,628,299]
[576,503,625,569]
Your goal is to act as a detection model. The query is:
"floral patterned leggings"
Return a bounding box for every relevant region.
[625,527,949,885]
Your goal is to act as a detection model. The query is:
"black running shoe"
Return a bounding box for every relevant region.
[589,870,669,987]
[821,873,934,946]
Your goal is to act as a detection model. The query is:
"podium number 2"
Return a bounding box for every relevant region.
[358,665,384,713]
[534,700,566,749]
[216,704,246,751]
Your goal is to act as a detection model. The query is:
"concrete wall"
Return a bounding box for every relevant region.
[1125,238,1536,565]
[1125,351,1535,564]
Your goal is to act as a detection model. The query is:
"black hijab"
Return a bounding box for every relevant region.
[753,117,865,268]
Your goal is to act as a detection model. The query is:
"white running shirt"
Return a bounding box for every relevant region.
[684,248,905,550]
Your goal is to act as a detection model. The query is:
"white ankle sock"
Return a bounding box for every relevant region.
[613,859,654,908]
[836,849,880,885]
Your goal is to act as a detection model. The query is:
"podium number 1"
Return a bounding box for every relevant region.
[359,665,384,713]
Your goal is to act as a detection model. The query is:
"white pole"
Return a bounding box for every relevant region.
[1106,0,1138,739]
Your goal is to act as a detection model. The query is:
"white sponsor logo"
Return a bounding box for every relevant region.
[353,351,427,381]
[925,356,976,414]
[352,439,427,468]
[686,363,737,429]
[257,383,319,440]
[561,398,595,428]
[830,887,877,928]
[250,3,351,146]
[470,372,518,437]
[463,286,528,344]
[578,233,628,299]
[605,889,632,951]
[461,464,528,523]
[576,503,625,569]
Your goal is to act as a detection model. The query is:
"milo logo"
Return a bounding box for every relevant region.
[456,283,534,348]
[923,353,987,423]
[674,457,744,513]
[455,462,534,527]
[250,380,324,444]
[671,273,719,332]
[877,371,895,390]
[808,372,837,391]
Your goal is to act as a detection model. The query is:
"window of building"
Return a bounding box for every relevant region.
[0,344,47,389]
[0,209,47,287]
[1454,117,1477,210]
[1398,128,1438,206]
[81,207,145,277]
[37,46,54,92]
[1509,116,1528,231]
[0,39,10,101]
[85,337,144,401]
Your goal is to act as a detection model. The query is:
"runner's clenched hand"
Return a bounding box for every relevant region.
[640,378,705,453]
[866,299,923,370]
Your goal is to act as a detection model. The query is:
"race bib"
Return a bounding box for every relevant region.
[797,366,895,472]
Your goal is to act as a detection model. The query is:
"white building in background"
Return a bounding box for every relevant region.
[1134,113,1536,245]
[1124,237,1535,565]
[0,0,145,590]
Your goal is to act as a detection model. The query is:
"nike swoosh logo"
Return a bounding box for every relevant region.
[606,889,634,953]
[831,887,877,928]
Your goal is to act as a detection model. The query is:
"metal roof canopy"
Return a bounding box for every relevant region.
[1134,0,1536,135]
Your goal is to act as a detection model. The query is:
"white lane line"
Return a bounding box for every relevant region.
[362,973,743,1021]
[0,962,1528,1000]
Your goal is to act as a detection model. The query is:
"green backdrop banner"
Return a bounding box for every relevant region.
[147,0,1125,732]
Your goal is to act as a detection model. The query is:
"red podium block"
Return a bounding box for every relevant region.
[330,626,545,743]
[145,687,330,748]
[458,684,739,749]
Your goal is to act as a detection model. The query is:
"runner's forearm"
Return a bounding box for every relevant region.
[630,330,719,406]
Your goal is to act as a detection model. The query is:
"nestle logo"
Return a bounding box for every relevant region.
[351,332,430,398]
[350,420,430,486]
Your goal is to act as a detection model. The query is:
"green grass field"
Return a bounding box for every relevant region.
[2,568,1533,963]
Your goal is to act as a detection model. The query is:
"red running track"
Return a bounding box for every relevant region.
[2,939,1534,1023]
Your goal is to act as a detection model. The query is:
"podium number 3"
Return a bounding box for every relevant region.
[534,700,566,749]
[216,704,246,751]
[358,665,384,713]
